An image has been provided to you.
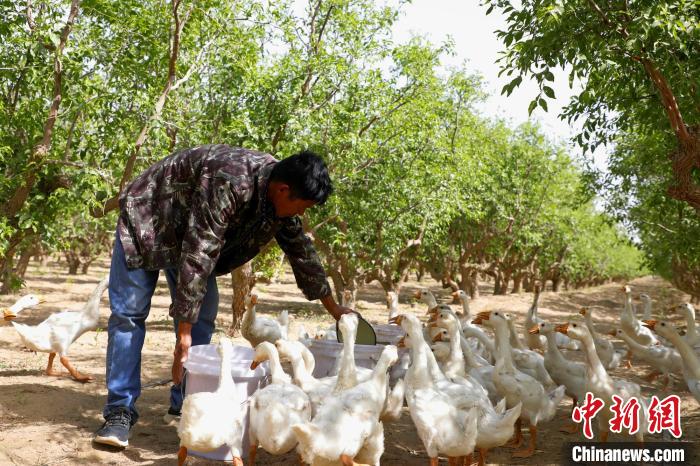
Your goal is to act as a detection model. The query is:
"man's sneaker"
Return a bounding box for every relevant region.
[163,406,181,425]
[94,408,132,447]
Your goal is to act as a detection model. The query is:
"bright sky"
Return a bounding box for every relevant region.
[391,0,608,169]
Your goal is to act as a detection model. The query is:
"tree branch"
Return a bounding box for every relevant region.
[1,0,81,220]
[25,0,36,31]
[92,0,193,218]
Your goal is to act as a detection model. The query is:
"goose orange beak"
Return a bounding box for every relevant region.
[413,290,422,299]
[608,329,618,337]
[451,291,459,298]
[528,324,540,335]
[554,323,569,335]
[642,320,657,330]
[579,308,587,316]
[426,306,438,316]
[389,315,404,325]
[37,297,46,304]
[250,360,260,370]
[397,336,406,348]
[432,332,444,342]
[3,310,16,321]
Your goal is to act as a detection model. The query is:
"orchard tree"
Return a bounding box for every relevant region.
[483,0,700,212]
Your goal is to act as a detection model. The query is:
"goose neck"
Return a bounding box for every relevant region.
[267,348,291,384]
[217,347,235,392]
[665,330,700,378]
[580,333,610,383]
[492,323,516,372]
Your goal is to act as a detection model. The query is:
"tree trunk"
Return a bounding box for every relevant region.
[229,261,254,335]
[416,263,425,282]
[328,268,345,304]
[493,273,504,295]
[552,276,561,292]
[342,288,356,308]
[0,254,15,294]
[512,274,523,294]
[66,251,80,275]
[468,270,480,299]
[15,244,34,278]
[502,271,513,295]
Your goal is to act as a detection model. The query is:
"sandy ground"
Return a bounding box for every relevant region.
[0,258,698,466]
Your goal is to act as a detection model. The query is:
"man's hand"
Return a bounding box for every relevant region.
[172,321,192,385]
[320,295,353,321]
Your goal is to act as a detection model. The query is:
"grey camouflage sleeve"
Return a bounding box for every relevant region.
[170,175,238,323]
[275,217,332,301]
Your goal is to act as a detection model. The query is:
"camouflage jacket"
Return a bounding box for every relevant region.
[117,145,331,323]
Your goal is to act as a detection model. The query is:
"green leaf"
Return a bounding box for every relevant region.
[528,99,538,115]
[543,85,555,98]
[48,32,60,48]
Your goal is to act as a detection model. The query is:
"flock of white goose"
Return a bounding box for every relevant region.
[2,279,699,465]
[178,283,700,465]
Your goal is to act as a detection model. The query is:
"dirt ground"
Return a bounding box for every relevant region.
[1,258,698,466]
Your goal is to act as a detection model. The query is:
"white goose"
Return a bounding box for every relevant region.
[555,322,647,442]
[429,305,498,402]
[334,313,364,392]
[523,285,546,351]
[10,275,109,382]
[277,339,403,424]
[386,291,400,323]
[643,319,700,403]
[241,294,288,348]
[292,345,399,466]
[523,285,580,351]
[398,313,480,466]
[248,342,311,464]
[453,290,493,362]
[2,294,44,321]
[177,337,244,466]
[278,315,372,415]
[415,289,438,312]
[473,311,565,458]
[504,314,556,388]
[677,303,700,347]
[609,328,683,390]
[639,294,653,321]
[529,322,586,433]
[620,285,658,348]
[427,306,492,367]
[579,308,625,370]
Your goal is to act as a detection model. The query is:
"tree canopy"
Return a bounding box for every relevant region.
[0,0,647,298]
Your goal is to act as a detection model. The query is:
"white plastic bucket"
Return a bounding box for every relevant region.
[183,343,269,461]
[374,323,405,345]
[303,337,408,385]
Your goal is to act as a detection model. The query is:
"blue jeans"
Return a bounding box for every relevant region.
[103,232,219,423]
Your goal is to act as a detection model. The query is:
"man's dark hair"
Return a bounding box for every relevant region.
[270,150,333,204]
